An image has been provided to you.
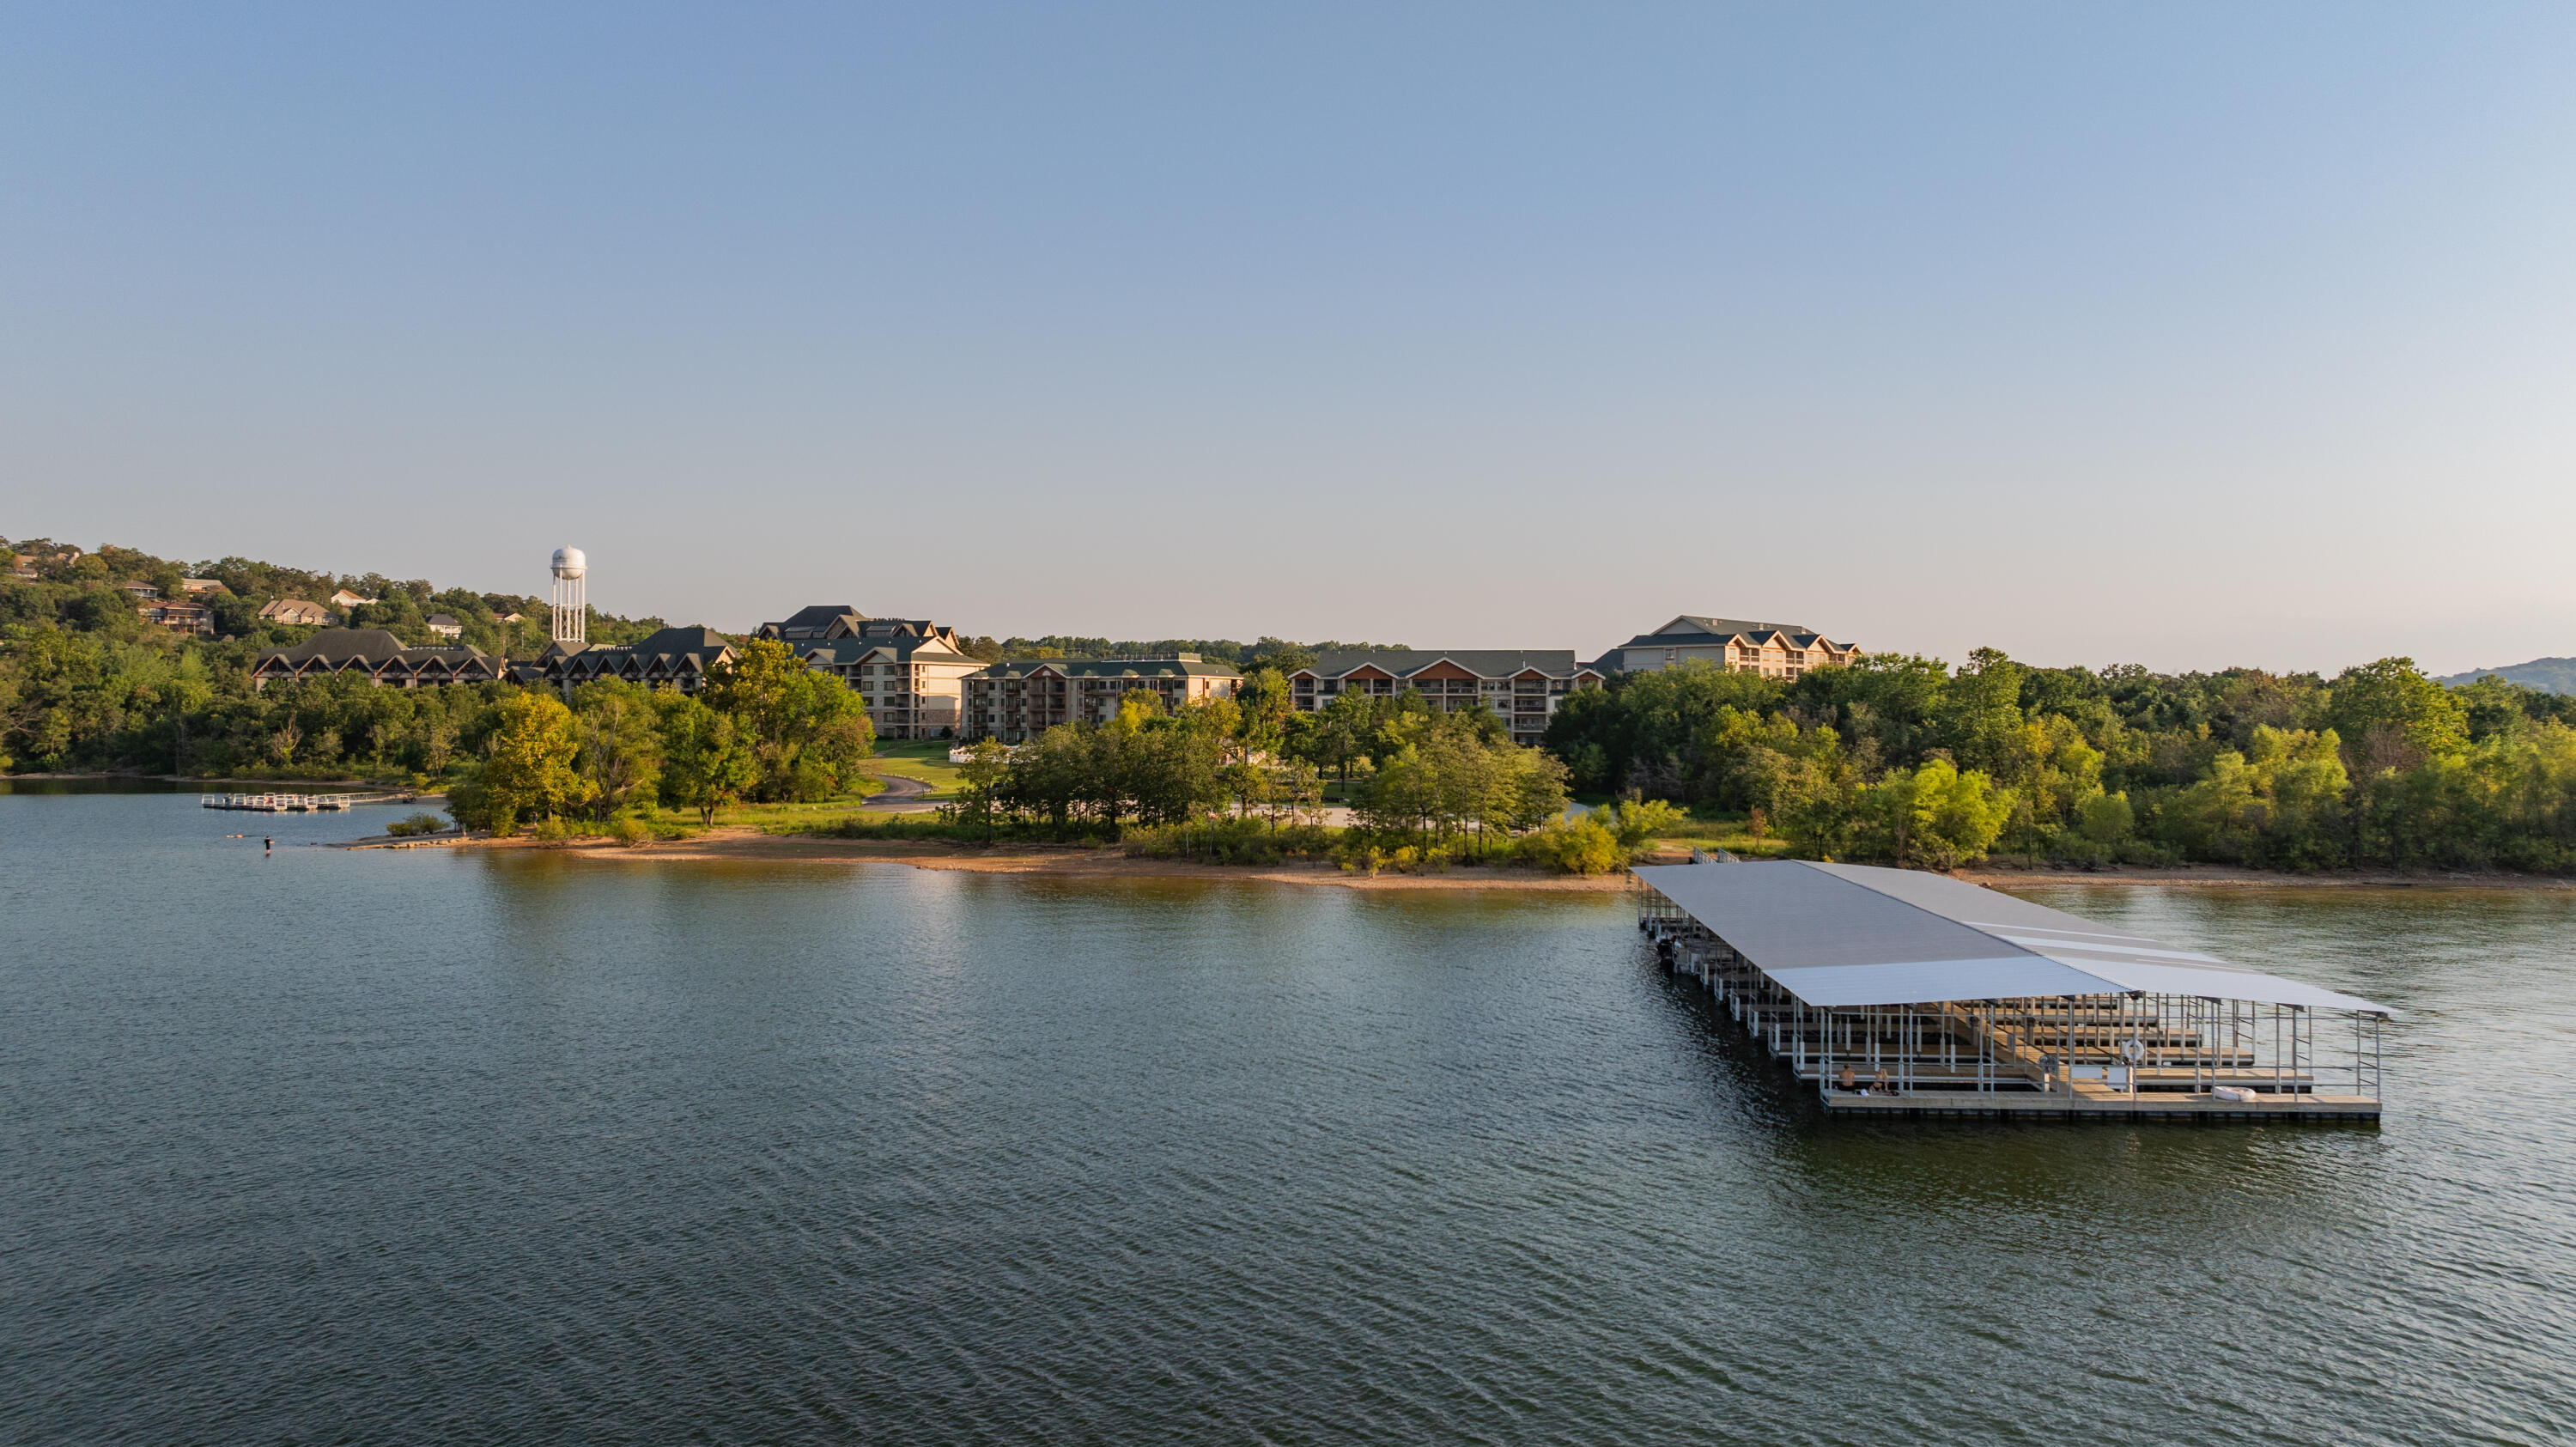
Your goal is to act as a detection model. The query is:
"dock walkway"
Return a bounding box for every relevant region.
[203,792,417,812]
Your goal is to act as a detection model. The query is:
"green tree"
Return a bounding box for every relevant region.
[656,693,755,826]
[704,638,875,801]
[953,738,1012,832]
[1776,728,1862,860]
[456,690,592,833]
[572,678,665,822]
[1233,667,1295,753]
[1935,648,2029,777]
[2076,791,2135,854]
[2329,657,2467,776]
[1862,758,2012,868]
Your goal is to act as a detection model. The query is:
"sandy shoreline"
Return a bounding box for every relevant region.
[341,826,2576,893]
[413,826,1636,891]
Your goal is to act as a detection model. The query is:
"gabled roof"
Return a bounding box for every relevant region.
[969,656,1241,680]
[796,636,979,666]
[258,629,407,664]
[1612,616,1848,654]
[1294,649,1593,681]
[1666,615,1804,637]
[830,617,944,641]
[1631,860,2391,1013]
[254,629,496,671]
[770,604,861,631]
[541,627,736,680]
[614,626,734,662]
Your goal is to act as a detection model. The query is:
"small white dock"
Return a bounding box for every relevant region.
[202,792,413,812]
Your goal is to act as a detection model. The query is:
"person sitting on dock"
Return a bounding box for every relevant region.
[1838,1065,1856,1094]
[1873,1067,1892,1096]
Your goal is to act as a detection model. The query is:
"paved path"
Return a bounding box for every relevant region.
[862,773,942,812]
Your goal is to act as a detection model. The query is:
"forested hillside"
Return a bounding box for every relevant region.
[1543,651,2576,872]
[0,535,671,775]
[2439,657,2576,695]
[12,531,2576,874]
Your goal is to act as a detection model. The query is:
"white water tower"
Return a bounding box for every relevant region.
[550,546,587,647]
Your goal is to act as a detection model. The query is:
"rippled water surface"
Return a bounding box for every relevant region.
[5,788,2574,1445]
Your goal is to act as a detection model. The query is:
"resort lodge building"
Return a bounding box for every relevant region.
[962,656,1242,743]
[1285,651,1604,746]
[1596,616,1861,679]
[516,627,738,695]
[252,629,509,690]
[756,606,985,739]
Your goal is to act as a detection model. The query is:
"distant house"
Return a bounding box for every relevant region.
[757,607,984,739]
[961,655,1242,744]
[122,581,162,599]
[1593,616,1861,680]
[180,577,227,595]
[139,600,216,636]
[1285,651,1603,746]
[515,626,738,696]
[9,548,79,580]
[258,599,337,627]
[495,610,525,624]
[425,614,464,640]
[252,629,506,690]
[330,589,378,610]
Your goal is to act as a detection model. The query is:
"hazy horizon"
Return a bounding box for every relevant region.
[7,4,2572,677]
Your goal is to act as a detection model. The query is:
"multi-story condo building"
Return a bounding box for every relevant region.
[755,606,986,739]
[515,626,738,695]
[253,629,508,690]
[1284,651,1604,746]
[1595,616,1861,679]
[961,655,1242,743]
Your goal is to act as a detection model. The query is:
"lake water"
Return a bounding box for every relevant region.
[5,786,2573,1445]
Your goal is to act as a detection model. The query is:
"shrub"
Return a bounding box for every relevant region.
[1593,799,1686,849]
[609,813,653,847]
[384,812,447,837]
[1516,816,1624,874]
[805,814,1120,846]
[1122,817,1336,864]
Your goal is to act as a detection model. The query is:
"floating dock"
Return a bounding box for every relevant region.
[1635,860,2387,1122]
[202,792,412,812]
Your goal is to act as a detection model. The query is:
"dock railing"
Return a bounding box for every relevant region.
[202,792,414,812]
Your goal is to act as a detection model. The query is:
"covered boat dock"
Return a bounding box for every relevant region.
[1633,860,2390,1120]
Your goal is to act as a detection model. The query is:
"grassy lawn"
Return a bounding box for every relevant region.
[1610,803,1797,860]
[713,777,888,830]
[864,740,968,799]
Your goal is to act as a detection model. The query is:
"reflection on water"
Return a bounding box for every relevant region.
[3,794,2571,1445]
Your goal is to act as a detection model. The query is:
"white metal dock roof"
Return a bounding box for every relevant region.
[1631,860,2392,1015]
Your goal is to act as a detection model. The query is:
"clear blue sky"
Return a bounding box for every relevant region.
[6,3,2571,674]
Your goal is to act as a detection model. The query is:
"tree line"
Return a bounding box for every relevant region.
[447,639,873,834]
[0,538,669,775]
[15,535,2576,874]
[1542,651,2576,872]
[918,680,1592,870]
